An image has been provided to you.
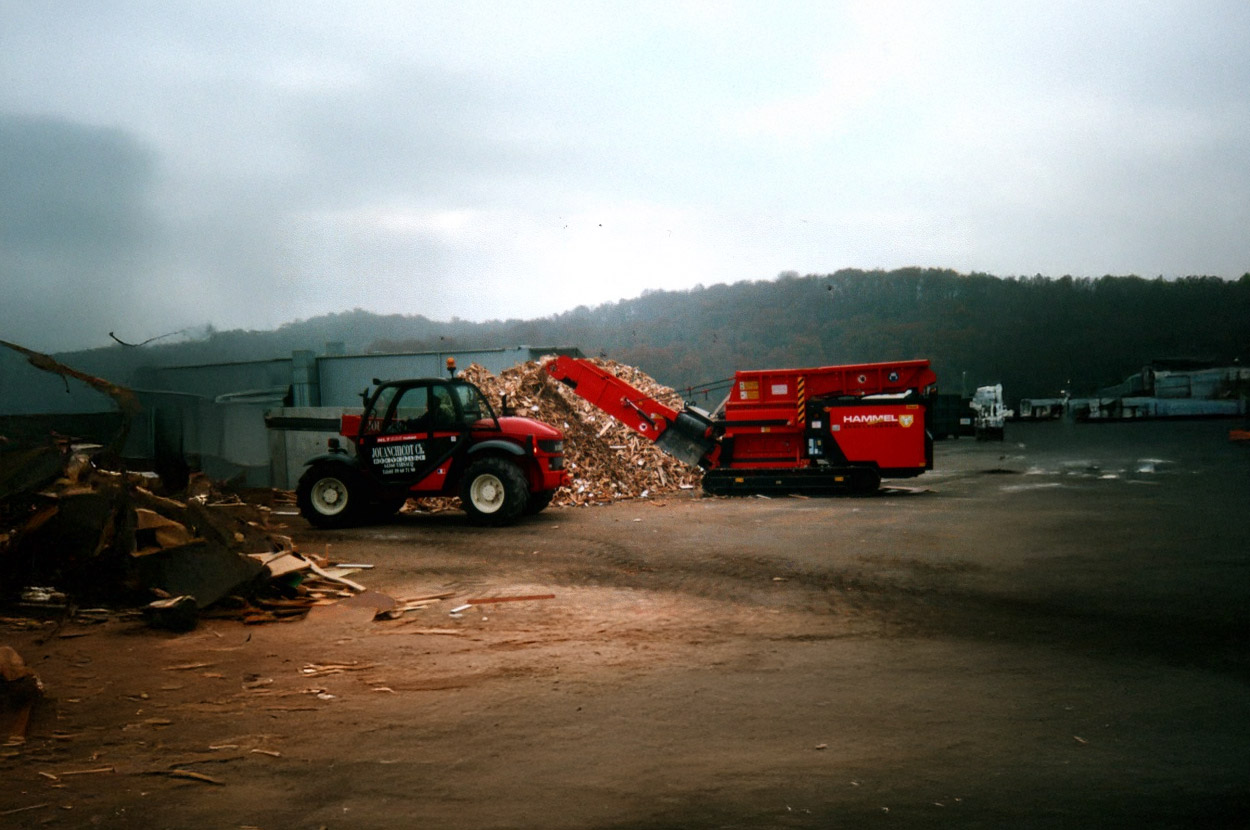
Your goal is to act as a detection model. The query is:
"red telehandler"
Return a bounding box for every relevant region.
[296,372,570,528]
[544,356,938,495]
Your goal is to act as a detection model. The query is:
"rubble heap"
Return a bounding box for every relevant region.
[0,450,365,627]
[459,358,703,506]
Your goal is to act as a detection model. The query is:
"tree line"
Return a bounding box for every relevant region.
[374,269,1250,402]
[58,269,1250,404]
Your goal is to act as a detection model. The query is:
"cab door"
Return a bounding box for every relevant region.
[358,383,463,489]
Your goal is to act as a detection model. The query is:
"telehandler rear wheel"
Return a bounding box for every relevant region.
[297,464,368,528]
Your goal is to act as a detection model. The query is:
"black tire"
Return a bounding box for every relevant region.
[369,492,409,522]
[523,489,555,515]
[459,457,529,526]
[296,464,368,528]
[849,467,881,494]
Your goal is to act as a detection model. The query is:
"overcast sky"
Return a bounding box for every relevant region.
[2,1,1248,353]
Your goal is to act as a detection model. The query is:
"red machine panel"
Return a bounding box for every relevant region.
[723,359,936,423]
[825,403,928,470]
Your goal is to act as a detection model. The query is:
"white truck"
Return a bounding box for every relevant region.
[971,384,1011,441]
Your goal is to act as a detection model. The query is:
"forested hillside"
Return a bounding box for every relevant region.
[374,269,1250,401]
[56,269,1250,403]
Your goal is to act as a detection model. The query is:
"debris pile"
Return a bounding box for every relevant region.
[459,358,703,506]
[0,449,367,629]
[0,645,42,746]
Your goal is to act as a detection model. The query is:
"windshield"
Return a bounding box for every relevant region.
[362,385,400,433]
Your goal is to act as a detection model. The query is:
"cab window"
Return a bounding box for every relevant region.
[362,385,400,434]
[451,382,489,424]
[428,385,458,431]
[387,386,430,434]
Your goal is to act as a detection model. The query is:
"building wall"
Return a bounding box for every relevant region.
[135,358,295,401]
[2,344,580,489]
[314,346,556,406]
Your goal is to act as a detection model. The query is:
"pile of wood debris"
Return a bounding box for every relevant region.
[0,450,368,629]
[456,358,703,507]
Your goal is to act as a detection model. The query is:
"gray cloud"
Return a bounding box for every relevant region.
[1,115,154,260]
[1,2,1247,353]
[0,114,161,351]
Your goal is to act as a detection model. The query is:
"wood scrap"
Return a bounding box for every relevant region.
[161,769,225,785]
[132,508,198,555]
[1,410,345,622]
[306,561,366,592]
[299,662,375,677]
[465,594,556,605]
[371,627,467,636]
[397,591,456,603]
[457,358,703,506]
[248,551,311,578]
[374,598,443,620]
[1,646,44,746]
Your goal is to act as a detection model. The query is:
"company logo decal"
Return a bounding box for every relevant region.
[843,414,896,424]
[841,413,905,428]
[372,441,426,474]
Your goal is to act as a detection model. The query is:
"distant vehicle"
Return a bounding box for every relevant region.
[970,384,1010,440]
[1017,398,1066,421]
[296,372,569,528]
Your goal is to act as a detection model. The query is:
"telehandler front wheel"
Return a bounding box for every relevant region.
[524,489,555,515]
[460,457,528,526]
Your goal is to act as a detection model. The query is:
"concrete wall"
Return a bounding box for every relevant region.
[265,407,358,490]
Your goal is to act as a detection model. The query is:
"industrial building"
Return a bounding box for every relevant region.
[1016,360,1249,422]
[0,344,580,490]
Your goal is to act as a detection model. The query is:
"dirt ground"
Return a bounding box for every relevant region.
[3,420,1248,829]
